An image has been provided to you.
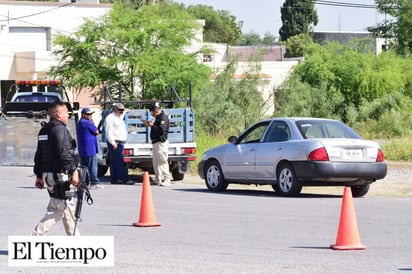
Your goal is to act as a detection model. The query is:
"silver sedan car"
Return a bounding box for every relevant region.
[198,117,387,197]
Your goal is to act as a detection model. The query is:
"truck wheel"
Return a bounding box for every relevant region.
[172,168,184,181]
[97,164,108,177]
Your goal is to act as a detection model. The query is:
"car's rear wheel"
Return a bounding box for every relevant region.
[205,160,228,192]
[275,163,302,197]
[351,184,370,197]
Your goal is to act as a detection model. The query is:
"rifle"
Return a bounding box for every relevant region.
[73,166,94,235]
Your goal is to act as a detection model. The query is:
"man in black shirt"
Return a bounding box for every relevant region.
[143,103,171,186]
[32,102,80,235]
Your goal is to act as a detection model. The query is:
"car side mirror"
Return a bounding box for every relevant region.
[72,102,80,111]
[228,136,237,144]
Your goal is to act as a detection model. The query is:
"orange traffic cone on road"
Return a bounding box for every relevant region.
[132,171,161,227]
[330,186,366,250]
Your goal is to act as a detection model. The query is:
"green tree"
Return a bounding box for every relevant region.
[277,41,412,137]
[369,0,412,56]
[275,77,345,120]
[281,33,313,57]
[185,4,242,45]
[262,32,277,45]
[236,32,277,46]
[279,0,318,42]
[48,2,210,100]
[236,32,262,46]
[194,57,266,135]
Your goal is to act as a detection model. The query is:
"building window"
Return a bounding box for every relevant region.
[9,27,51,51]
[203,54,213,63]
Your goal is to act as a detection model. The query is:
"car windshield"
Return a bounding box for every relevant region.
[296,120,361,139]
[238,121,270,144]
[13,95,60,102]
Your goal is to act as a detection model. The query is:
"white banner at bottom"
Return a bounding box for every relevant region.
[8,236,114,267]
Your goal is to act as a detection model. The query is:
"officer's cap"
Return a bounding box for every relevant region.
[149,102,161,112]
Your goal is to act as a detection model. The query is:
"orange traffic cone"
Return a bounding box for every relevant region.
[330,186,366,250]
[132,171,161,227]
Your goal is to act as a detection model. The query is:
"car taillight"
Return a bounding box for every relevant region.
[308,147,329,161]
[184,148,196,154]
[376,148,384,162]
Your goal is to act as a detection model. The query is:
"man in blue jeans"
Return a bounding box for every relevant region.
[77,107,103,189]
[104,103,135,185]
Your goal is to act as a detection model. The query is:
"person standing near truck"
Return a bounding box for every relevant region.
[143,102,171,186]
[32,101,80,236]
[77,107,102,190]
[104,103,135,185]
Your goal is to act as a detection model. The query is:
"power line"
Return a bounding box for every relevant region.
[314,0,376,9]
[0,14,73,36]
[0,2,73,23]
[283,1,378,11]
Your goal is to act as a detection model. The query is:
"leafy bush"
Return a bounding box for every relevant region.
[194,58,267,136]
[277,40,412,138]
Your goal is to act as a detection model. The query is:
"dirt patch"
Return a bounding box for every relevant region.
[366,161,412,197]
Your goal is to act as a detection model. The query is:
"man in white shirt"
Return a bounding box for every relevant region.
[104,103,134,185]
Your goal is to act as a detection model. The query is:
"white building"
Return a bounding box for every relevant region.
[0,1,299,115]
[0,0,110,80]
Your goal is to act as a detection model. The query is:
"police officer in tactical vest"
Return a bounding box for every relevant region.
[32,101,80,236]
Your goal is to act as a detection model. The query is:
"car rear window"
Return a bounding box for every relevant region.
[296,120,361,139]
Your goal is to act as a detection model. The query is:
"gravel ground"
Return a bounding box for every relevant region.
[368,161,412,197]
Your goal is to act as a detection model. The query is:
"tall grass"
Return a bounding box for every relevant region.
[380,137,412,161]
[190,131,227,174]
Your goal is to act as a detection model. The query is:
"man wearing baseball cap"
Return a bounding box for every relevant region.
[104,103,135,185]
[143,102,171,186]
[77,107,102,189]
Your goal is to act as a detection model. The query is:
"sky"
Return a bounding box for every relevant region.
[175,0,388,37]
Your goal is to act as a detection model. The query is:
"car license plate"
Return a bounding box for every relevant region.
[343,149,363,160]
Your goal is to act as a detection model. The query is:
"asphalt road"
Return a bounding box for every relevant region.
[1,166,412,273]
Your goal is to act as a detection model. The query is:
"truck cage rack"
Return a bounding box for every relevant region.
[95,84,193,110]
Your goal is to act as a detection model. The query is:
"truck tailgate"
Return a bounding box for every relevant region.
[0,117,77,166]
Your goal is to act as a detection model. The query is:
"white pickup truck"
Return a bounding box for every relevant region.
[96,87,197,181]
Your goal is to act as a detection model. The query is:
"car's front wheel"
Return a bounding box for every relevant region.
[351,184,370,197]
[275,163,302,197]
[205,160,228,192]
